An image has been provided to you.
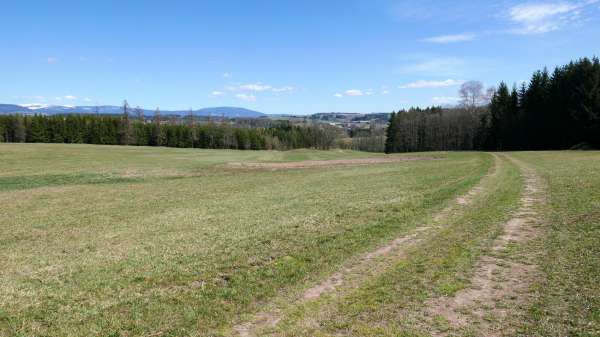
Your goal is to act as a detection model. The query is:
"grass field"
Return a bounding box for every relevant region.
[0,144,598,337]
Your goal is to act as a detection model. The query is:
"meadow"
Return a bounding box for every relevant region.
[0,144,598,337]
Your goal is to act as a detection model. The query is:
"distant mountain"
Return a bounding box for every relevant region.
[0,104,29,113]
[195,107,264,118]
[0,104,265,118]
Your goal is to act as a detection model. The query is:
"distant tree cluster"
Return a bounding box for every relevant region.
[0,104,341,151]
[385,57,600,153]
[384,106,484,153]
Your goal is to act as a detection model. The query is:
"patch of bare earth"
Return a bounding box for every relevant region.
[227,156,432,170]
[231,156,496,337]
[424,156,544,337]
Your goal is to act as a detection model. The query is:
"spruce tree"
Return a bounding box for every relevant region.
[384,111,397,153]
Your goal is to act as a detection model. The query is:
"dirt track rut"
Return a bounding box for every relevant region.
[425,155,544,337]
[232,155,499,337]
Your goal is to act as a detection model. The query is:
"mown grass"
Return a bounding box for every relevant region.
[0,144,489,337]
[513,151,600,337]
[265,154,523,337]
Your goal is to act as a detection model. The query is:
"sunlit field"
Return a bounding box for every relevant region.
[1,144,598,336]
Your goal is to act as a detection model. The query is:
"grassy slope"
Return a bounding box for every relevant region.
[264,151,600,337]
[513,151,600,337]
[266,154,522,337]
[0,144,489,337]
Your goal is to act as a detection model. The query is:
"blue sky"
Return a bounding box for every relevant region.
[2,0,600,114]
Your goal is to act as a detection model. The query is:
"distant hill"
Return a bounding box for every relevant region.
[195,107,264,118]
[0,104,265,118]
[0,104,30,113]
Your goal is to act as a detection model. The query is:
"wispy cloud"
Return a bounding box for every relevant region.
[211,91,225,96]
[222,72,232,78]
[223,82,295,95]
[335,87,389,97]
[21,103,49,109]
[83,97,92,102]
[47,57,59,64]
[64,95,77,100]
[421,33,476,43]
[507,1,598,34]
[345,89,364,96]
[236,93,256,102]
[400,79,465,89]
[239,83,272,92]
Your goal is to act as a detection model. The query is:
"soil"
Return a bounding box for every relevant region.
[227,156,433,170]
[425,156,544,337]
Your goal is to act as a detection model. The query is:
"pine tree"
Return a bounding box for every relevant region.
[118,100,132,145]
[152,107,161,146]
[384,111,397,153]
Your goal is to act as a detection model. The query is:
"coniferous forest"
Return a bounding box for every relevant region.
[385,57,600,153]
[0,112,340,151]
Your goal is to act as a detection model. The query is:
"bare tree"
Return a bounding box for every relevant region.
[188,108,194,126]
[135,106,144,122]
[459,81,486,109]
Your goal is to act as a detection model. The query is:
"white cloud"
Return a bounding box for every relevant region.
[236,93,256,102]
[222,72,232,78]
[400,79,465,89]
[22,103,49,110]
[223,83,295,95]
[64,95,77,100]
[345,89,364,96]
[422,33,476,43]
[83,97,93,102]
[239,83,272,92]
[211,91,225,96]
[47,57,59,64]
[334,93,343,98]
[507,1,597,34]
[381,90,390,95]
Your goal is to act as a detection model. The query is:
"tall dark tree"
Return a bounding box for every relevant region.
[151,107,161,146]
[384,111,397,153]
[118,100,132,145]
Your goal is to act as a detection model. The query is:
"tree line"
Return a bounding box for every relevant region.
[385,57,600,153]
[0,108,340,151]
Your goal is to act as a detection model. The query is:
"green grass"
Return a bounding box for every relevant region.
[2,144,598,337]
[513,152,600,337]
[266,154,523,337]
[0,144,488,337]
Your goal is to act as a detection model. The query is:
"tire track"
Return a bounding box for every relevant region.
[232,155,499,337]
[424,154,544,337]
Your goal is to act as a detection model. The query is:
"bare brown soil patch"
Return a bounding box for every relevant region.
[227,156,432,170]
[425,156,544,337]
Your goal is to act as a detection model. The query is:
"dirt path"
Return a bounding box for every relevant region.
[227,156,433,170]
[424,154,544,337]
[231,155,499,337]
